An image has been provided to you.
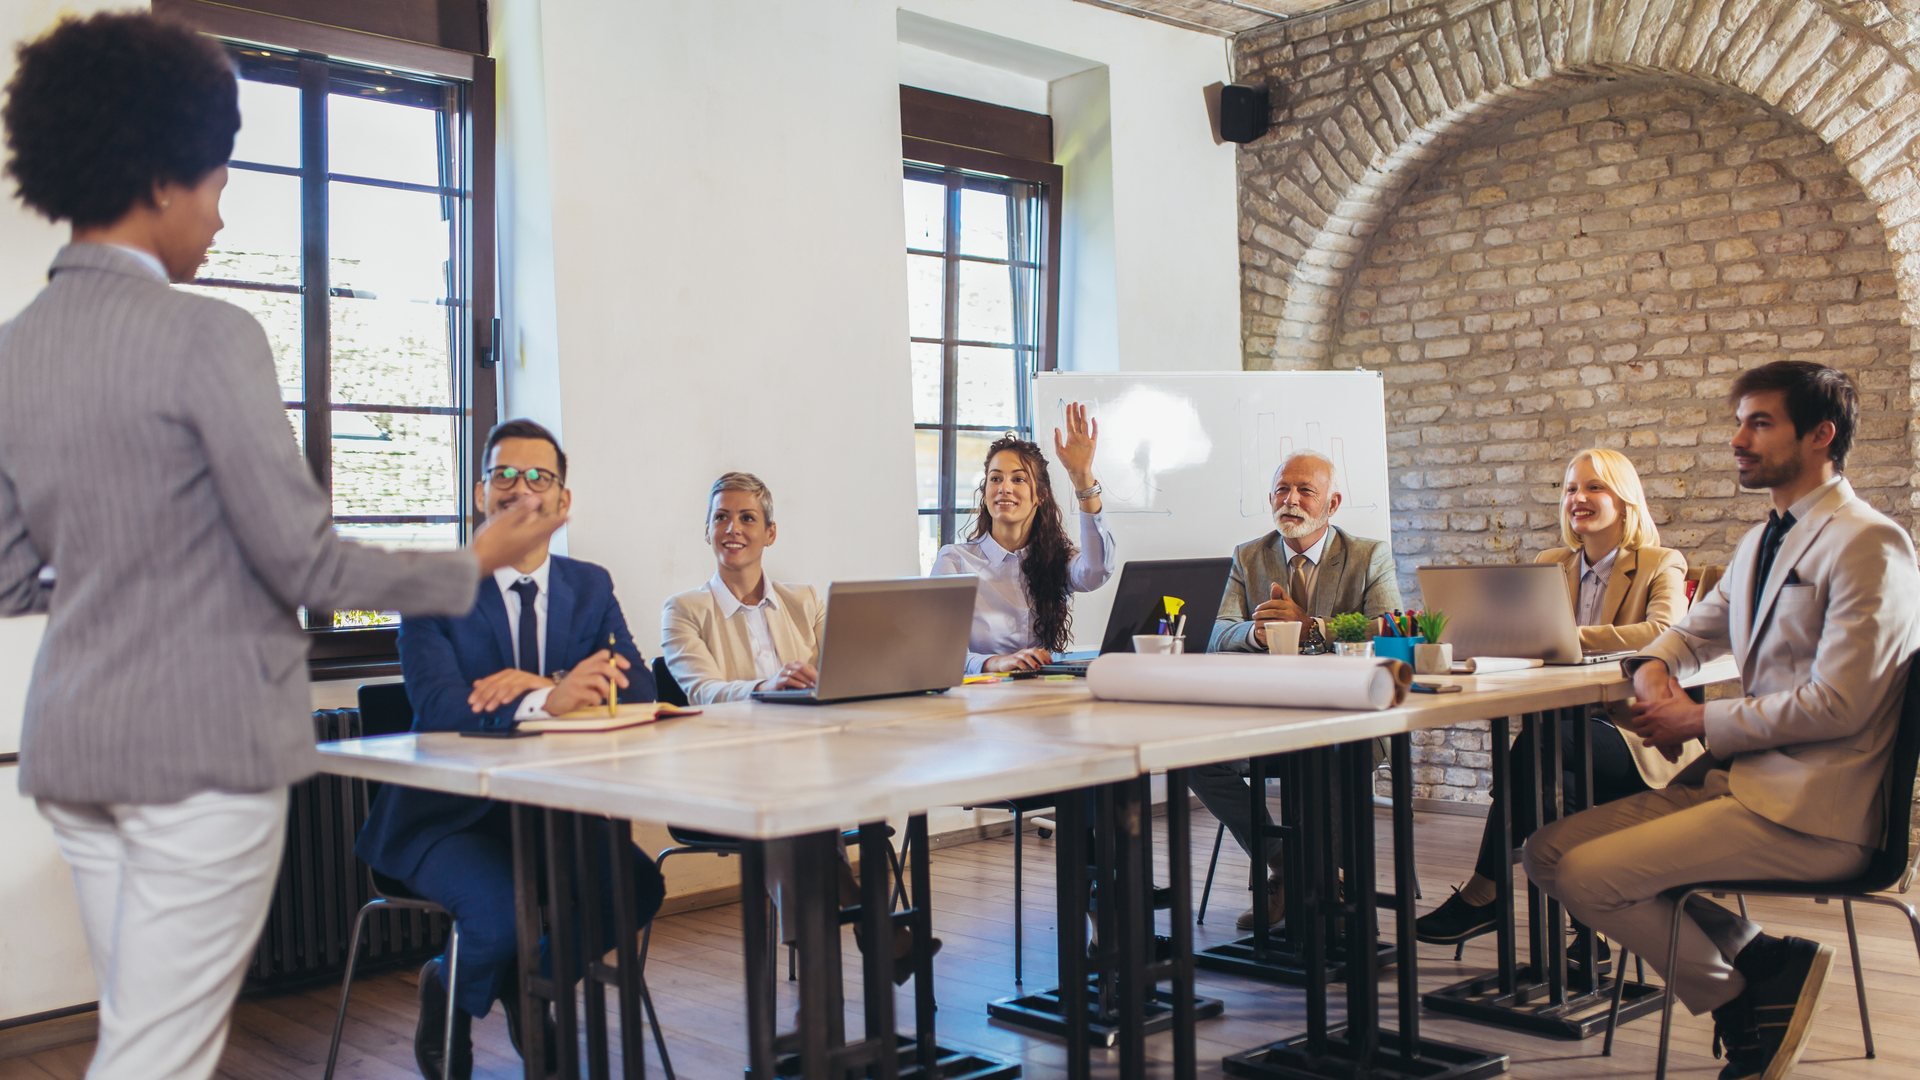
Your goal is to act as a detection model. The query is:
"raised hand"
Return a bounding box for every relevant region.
[1053,401,1099,488]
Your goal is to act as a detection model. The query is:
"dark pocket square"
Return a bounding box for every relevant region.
[1784,568,1801,585]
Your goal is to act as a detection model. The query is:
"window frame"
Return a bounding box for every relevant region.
[160,0,497,673]
[902,136,1063,553]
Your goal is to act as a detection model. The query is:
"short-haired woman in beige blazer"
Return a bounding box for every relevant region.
[660,473,933,982]
[661,472,825,703]
[1415,448,1701,952]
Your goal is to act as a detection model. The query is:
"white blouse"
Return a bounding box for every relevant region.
[931,510,1117,673]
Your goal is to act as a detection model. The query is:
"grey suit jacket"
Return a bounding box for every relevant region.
[1635,477,1920,847]
[0,244,480,804]
[1211,525,1403,653]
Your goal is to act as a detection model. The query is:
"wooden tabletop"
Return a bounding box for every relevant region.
[315,657,1740,839]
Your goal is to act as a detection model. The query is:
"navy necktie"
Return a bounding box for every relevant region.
[510,579,541,674]
[1751,509,1796,619]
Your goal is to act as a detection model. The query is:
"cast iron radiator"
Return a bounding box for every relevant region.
[244,708,448,993]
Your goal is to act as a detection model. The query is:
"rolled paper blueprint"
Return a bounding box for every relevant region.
[1086,653,1413,711]
[1451,657,1544,675]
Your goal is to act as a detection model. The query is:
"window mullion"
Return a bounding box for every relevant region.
[939,169,963,548]
[299,57,334,629]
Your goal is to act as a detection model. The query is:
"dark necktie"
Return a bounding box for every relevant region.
[1751,509,1796,619]
[510,579,541,674]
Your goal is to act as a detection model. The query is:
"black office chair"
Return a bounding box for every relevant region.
[652,656,689,708]
[334,682,674,1077]
[326,682,454,1079]
[1604,654,1920,1075]
[961,795,1056,983]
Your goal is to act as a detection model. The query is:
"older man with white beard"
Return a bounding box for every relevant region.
[1196,449,1403,930]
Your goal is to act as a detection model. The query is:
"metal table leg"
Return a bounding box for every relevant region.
[1225,738,1508,1080]
[1423,705,1670,1037]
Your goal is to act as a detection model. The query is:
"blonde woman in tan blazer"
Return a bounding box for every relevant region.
[1416,448,1701,952]
[661,473,825,704]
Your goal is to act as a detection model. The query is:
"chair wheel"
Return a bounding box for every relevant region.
[1037,828,1053,840]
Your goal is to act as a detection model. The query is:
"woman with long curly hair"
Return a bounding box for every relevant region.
[932,402,1116,672]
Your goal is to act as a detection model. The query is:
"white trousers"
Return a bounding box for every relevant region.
[39,788,289,1080]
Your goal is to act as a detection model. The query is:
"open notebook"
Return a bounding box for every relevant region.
[515,701,703,733]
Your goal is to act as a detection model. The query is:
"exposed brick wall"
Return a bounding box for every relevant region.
[1230,0,1920,808]
[1349,80,1911,607]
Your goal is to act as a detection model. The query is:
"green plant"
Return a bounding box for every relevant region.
[1415,610,1448,642]
[1327,611,1370,644]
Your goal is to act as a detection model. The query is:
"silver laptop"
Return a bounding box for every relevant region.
[751,576,977,704]
[1415,563,1636,666]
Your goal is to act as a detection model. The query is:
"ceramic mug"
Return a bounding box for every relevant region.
[1133,634,1179,655]
[1414,642,1453,675]
[1263,620,1303,655]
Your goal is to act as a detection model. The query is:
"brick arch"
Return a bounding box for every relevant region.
[1237,0,1920,371]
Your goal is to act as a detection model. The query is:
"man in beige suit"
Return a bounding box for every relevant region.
[1524,361,1920,1080]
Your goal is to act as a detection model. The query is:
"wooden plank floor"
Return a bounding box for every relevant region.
[6,803,1918,1079]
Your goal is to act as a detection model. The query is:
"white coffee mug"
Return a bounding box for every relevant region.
[1263,620,1302,655]
[1133,634,1178,655]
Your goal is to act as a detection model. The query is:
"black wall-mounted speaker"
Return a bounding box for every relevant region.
[1219,84,1270,144]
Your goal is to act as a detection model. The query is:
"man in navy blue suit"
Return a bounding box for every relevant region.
[356,419,665,1080]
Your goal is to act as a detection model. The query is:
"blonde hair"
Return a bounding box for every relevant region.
[705,472,774,534]
[1559,448,1660,552]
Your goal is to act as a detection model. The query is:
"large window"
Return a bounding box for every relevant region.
[901,89,1062,573]
[188,45,484,628]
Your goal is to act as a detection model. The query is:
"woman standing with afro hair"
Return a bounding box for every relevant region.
[0,14,558,1079]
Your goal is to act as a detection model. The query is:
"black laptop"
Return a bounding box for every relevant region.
[1036,557,1233,676]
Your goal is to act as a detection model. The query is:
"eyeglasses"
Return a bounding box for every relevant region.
[486,465,561,492]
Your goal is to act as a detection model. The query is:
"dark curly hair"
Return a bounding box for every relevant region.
[3,12,238,227]
[967,434,1076,653]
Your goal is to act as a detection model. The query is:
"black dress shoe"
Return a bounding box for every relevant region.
[1732,934,1833,1080]
[414,958,473,1080]
[1413,890,1496,945]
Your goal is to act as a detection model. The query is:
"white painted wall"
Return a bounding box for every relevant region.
[530,0,1241,653]
[0,0,121,1026]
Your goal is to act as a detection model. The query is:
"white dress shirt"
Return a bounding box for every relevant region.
[494,559,556,718]
[107,243,167,281]
[707,573,785,684]
[1577,546,1618,628]
[931,510,1118,673]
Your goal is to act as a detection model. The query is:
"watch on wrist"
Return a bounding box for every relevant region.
[1074,481,1102,501]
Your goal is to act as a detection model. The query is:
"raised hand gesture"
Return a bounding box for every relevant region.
[1054,401,1099,490]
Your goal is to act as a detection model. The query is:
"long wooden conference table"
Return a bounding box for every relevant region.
[316,657,1737,1080]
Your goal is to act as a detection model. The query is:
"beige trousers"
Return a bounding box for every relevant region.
[1521,769,1869,1015]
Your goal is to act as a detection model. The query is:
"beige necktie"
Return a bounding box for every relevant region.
[1289,553,1311,611]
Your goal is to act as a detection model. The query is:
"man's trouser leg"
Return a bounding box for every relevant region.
[1521,772,1868,1015]
[1188,759,1278,865]
[41,788,289,1080]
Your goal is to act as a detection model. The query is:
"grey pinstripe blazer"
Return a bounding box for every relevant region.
[0,244,479,804]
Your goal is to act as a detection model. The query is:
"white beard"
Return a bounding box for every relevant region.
[1273,507,1328,540]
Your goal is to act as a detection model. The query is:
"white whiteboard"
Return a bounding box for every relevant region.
[1033,371,1390,651]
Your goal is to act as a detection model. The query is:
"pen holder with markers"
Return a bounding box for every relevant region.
[1371,635,1425,667]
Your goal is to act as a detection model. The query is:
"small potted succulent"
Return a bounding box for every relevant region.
[1327,612,1372,657]
[1414,610,1451,674]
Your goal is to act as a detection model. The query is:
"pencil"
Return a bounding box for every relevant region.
[607,632,619,717]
